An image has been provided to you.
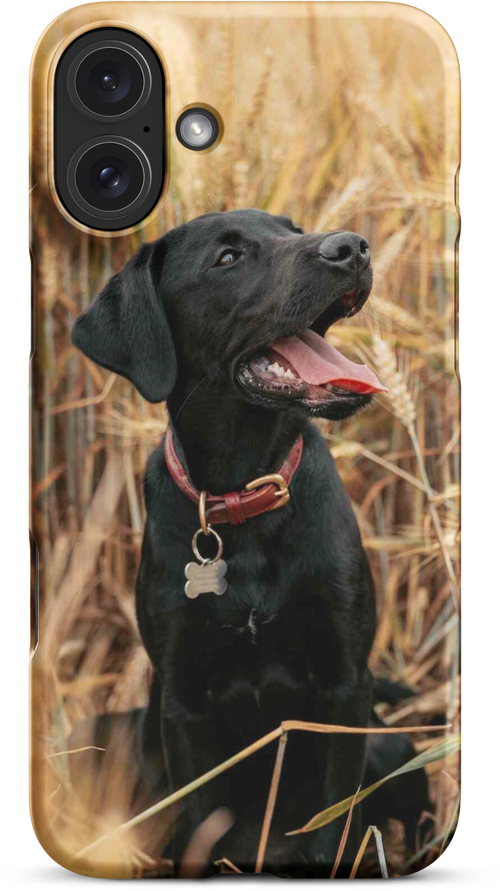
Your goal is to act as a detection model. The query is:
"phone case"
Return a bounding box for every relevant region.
[30,2,460,879]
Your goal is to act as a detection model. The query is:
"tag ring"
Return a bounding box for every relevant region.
[192,526,224,564]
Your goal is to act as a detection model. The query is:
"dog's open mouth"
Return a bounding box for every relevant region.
[237,288,387,407]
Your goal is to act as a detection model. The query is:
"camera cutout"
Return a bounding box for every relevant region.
[67,40,152,122]
[175,102,224,152]
[67,136,152,220]
[54,28,165,231]
[176,108,219,151]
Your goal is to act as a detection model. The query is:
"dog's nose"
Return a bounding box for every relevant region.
[319,232,370,270]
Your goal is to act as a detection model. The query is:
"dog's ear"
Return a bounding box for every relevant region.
[71,240,176,403]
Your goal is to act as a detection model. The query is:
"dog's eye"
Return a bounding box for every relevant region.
[215,250,240,267]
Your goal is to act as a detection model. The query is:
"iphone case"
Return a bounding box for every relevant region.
[30,2,460,879]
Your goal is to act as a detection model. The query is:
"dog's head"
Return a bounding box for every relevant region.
[72,209,385,421]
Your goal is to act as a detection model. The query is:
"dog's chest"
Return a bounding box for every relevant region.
[186,593,331,692]
[221,607,278,643]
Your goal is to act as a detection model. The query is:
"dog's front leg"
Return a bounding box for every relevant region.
[307,671,373,875]
[159,687,229,873]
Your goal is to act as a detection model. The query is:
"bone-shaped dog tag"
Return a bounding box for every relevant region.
[184,524,228,599]
[184,559,228,599]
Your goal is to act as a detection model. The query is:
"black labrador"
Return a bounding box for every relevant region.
[72,210,424,875]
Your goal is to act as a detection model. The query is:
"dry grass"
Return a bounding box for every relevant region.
[30,3,460,878]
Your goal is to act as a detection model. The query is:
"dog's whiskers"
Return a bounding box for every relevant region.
[174,375,211,421]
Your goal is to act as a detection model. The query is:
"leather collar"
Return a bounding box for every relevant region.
[164,429,303,526]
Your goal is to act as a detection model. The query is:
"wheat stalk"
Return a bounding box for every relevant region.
[316,176,373,231]
[354,92,417,172]
[371,294,424,333]
[374,213,420,279]
[372,335,459,608]
[247,48,274,131]
[372,334,417,429]
[233,160,250,209]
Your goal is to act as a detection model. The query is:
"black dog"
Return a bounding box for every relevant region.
[72,210,414,875]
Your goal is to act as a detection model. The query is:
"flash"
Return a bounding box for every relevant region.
[176,108,220,151]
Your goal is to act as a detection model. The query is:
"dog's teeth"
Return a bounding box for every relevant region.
[326,383,333,391]
[267,362,296,380]
[268,362,285,377]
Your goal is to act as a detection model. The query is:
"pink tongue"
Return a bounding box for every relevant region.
[271,329,387,394]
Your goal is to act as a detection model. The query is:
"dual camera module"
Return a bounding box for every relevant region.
[55,28,220,231]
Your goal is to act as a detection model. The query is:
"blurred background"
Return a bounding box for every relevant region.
[30,2,460,877]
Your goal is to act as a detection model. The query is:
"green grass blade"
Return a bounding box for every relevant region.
[286,734,460,835]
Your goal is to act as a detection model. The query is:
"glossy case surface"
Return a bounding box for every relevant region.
[30,2,460,878]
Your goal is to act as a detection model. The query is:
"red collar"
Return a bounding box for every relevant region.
[164,429,303,526]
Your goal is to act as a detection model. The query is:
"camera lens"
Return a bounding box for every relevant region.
[99,72,120,92]
[87,156,131,201]
[98,166,122,189]
[180,114,213,146]
[68,40,152,121]
[67,137,152,220]
[176,108,219,151]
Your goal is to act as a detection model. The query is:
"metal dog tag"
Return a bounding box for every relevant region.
[184,558,228,599]
[184,525,228,599]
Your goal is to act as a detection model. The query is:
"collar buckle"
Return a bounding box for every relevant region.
[245,473,290,511]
